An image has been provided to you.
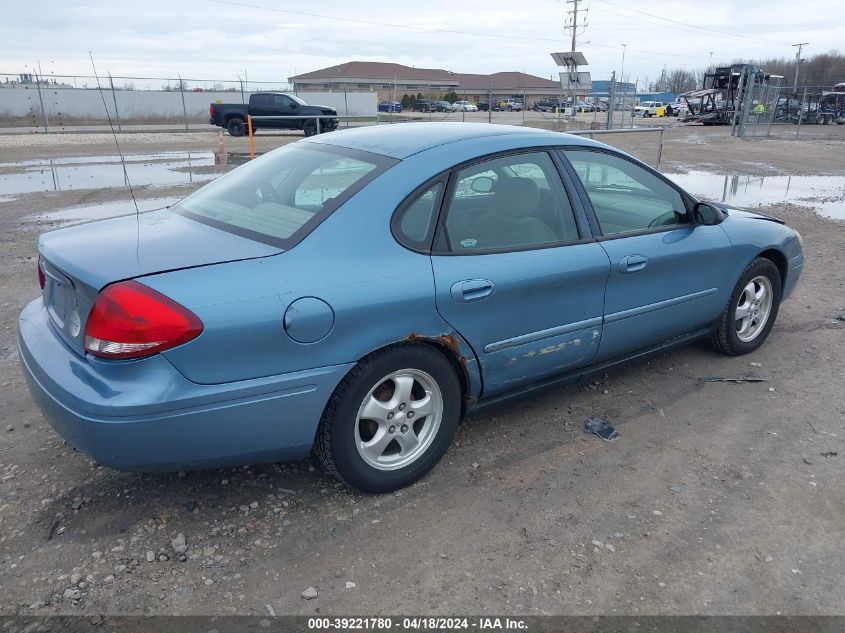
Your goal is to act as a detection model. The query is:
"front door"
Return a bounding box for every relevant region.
[272,94,302,130]
[429,150,610,396]
[561,148,734,362]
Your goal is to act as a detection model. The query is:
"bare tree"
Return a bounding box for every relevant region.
[650,68,699,94]
[732,50,844,89]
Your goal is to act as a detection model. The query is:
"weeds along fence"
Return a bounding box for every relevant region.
[0,72,375,131]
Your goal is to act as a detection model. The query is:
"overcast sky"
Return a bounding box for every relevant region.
[2,0,840,88]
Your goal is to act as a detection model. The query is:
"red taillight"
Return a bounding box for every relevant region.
[209,104,214,118]
[37,257,46,289]
[84,280,202,359]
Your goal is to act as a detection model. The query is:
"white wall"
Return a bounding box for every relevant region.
[0,87,377,122]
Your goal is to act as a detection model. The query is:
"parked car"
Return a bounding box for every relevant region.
[476,101,490,111]
[433,101,455,112]
[633,101,667,117]
[532,98,562,112]
[209,92,338,137]
[378,101,402,113]
[499,99,523,111]
[19,123,803,493]
[452,100,478,112]
[412,99,436,112]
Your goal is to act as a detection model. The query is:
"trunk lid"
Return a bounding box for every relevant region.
[37,209,281,355]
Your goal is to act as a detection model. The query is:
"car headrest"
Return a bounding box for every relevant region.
[495,177,540,218]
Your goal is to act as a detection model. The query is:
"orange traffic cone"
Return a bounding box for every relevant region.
[216,130,228,167]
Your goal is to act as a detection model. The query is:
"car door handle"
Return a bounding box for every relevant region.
[450,279,494,303]
[619,254,648,274]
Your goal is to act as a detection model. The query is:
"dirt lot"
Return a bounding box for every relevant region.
[0,124,843,616]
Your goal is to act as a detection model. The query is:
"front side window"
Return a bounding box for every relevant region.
[563,149,688,236]
[442,151,579,252]
[274,94,295,108]
[176,145,395,247]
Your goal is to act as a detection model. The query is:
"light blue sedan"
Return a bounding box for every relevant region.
[18,123,803,492]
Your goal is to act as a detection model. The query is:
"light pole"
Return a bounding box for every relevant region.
[620,43,627,118]
[708,51,714,71]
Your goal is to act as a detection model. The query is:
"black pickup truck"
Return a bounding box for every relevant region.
[210,92,339,137]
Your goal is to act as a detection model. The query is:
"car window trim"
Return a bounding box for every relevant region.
[431,147,588,257]
[176,145,399,250]
[556,146,698,238]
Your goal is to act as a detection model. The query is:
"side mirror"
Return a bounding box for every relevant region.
[693,202,726,226]
[289,103,297,109]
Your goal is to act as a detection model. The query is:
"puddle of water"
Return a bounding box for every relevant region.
[26,196,183,228]
[667,171,845,220]
[0,152,217,197]
[4,152,211,168]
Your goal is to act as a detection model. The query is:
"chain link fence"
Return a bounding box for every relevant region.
[0,72,296,131]
[733,78,844,139]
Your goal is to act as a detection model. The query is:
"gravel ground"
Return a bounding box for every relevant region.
[0,125,843,616]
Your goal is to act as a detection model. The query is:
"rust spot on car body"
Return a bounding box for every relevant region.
[403,332,473,404]
[404,332,466,366]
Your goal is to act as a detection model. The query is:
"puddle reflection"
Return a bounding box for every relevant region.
[667,172,845,220]
[0,152,217,197]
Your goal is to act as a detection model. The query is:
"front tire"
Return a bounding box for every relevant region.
[303,119,319,136]
[710,258,782,356]
[315,345,461,493]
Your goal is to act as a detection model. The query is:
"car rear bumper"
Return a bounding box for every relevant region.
[18,298,353,471]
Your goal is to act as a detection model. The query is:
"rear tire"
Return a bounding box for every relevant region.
[226,117,245,137]
[315,345,461,493]
[710,258,782,356]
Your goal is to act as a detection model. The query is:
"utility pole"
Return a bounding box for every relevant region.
[792,42,809,93]
[565,0,587,115]
[708,51,714,71]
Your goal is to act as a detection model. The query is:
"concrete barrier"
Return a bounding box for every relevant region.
[0,87,377,126]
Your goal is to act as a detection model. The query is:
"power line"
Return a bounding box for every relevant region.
[584,41,710,61]
[593,0,791,46]
[211,0,713,65]
[210,0,562,43]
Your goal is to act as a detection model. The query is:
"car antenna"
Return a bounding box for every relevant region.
[88,52,140,219]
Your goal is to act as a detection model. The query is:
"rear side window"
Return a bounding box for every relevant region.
[442,151,580,252]
[176,144,396,248]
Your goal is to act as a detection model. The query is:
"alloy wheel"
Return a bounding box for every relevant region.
[354,369,443,471]
[735,275,774,342]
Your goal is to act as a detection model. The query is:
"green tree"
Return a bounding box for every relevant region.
[416,92,424,102]
[444,91,459,103]
[400,94,411,108]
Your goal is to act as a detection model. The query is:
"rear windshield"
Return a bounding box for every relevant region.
[175,143,396,248]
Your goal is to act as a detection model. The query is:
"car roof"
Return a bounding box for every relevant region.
[304,122,599,159]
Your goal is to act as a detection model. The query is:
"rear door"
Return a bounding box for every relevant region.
[249,94,281,129]
[427,150,610,396]
[560,147,733,362]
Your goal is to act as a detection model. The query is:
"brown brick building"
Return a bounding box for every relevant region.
[289,61,565,105]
